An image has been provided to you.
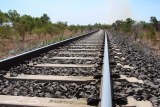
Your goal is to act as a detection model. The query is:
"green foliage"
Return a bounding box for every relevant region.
[139,21,148,29]
[150,16,159,31]
[33,28,46,37]
[7,10,20,26]
[0,10,6,25]
[34,17,43,28]
[112,20,123,32]
[112,17,158,42]
[15,15,33,41]
[0,9,110,44]
[146,26,156,40]
[68,25,80,33]
[150,16,158,25]
[112,18,135,34]
[124,18,135,33]
[40,13,50,24]
[139,21,156,40]
[33,16,68,37]
[23,15,34,35]
[0,25,12,40]
[1,9,113,59]
[44,22,54,36]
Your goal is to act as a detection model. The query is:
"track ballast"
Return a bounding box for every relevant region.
[0,30,104,107]
[0,30,158,107]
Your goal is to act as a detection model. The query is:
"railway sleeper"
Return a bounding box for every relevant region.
[0,95,97,107]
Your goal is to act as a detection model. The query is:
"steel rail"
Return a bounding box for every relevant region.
[0,30,98,69]
[101,31,112,107]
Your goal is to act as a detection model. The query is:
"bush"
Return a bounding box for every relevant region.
[147,26,156,40]
[0,25,12,40]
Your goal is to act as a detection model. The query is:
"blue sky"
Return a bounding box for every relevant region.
[0,0,160,25]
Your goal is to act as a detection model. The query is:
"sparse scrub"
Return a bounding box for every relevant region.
[111,17,160,55]
[0,9,109,60]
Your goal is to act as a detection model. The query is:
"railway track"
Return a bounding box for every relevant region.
[0,30,111,107]
[0,30,158,107]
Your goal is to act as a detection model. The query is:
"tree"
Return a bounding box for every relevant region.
[115,20,123,31]
[150,16,159,30]
[15,15,32,41]
[124,18,135,33]
[87,24,93,31]
[94,23,101,29]
[0,10,6,25]
[40,13,50,24]
[7,10,20,26]
[34,17,43,28]
[23,15,34,36]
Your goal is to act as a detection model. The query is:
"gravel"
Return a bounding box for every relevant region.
[0,78,100,99]
[6,65,102,76]
[109,35,160,107]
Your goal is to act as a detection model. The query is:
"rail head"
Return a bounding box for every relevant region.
[101,31,112,107]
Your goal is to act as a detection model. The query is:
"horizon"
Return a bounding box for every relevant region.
[0,0,160,25]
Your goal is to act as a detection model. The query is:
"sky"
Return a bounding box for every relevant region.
[0,0,160,25]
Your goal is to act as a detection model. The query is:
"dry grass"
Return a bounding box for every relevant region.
[0,30,80,60]
[136,31,160,55]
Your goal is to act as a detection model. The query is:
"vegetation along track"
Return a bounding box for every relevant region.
[0,30,108,107]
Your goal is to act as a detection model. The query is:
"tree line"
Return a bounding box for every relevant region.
[0,9,109,42]
[111,17,160,41]
[0,10,70,41]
